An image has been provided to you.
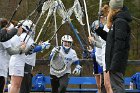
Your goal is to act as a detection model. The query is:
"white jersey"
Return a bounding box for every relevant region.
[9,33,36,76]
[0,40,11,77]
[50,46,79,77]
[94,24,109,71]
[100,37,106,71]
[95,35,103,66]
[10,33,36,66]
[21,33,36,66]
[102,24,109,71]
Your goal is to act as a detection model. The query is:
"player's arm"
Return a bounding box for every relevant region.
[25,41,51,55]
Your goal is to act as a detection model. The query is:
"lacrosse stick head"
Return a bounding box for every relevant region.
[50,50,67,73]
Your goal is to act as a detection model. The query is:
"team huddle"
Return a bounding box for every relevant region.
[0,0,132,93]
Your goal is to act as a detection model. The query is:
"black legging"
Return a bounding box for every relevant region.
[0,76,5,92]
[50,73,69,93]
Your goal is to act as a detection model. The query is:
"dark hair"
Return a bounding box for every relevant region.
[0,18,8,28]
[22,28,27,33]
[11,20,18,26]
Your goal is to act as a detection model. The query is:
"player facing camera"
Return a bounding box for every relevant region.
[61,35,73,54]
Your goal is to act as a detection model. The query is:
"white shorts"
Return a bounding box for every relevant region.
[9,56,25,77]
[9,66,24,77]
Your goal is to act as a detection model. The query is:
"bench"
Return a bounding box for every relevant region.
[31,76,140,93]
[31,76,98,92]
[4,76,140,92]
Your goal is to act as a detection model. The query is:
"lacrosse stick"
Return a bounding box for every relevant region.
[35,0,58,43]
[23,14,38,42]
[34,0,53,29]
[57,0,85,51]
[53,5,58,46]
[23,0,53,42]
[67,0,85,25]
[98,0,102,25]
[6,0,23,27]
[41,15,54,41]
[73,0,85,25]
[16,0,47,28]
[50,47,67,73]
[47,23,63,43]
[83,0,91,37]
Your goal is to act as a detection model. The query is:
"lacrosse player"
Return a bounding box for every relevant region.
[18,22,50,93]
[8,19,37,93]
[89,47,103,93]
[49,35,82,93]
[89,10,114,93]
[88,3,115,93]
[0,18,26,93]
[88,18,104,93]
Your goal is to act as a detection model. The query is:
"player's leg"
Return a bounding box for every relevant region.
[58,73,69,93]
[9,64,24,93]
[10,76,23,93]
[50,74,59,93]
[93,57,103,93]
[104,71,113,93]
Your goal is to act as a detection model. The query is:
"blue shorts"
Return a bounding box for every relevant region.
[92,57,103,74]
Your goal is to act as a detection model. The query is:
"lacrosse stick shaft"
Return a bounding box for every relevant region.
[41,14,54,41]
[24,12,39,43]
[55,34,58,46]
[68,21,85,50]
[26,1,46,20]
[19,13,39,54]
[35,14,50,43]
[83,0,91,37]
[17,1,45,29]
[7,0,23,27]
[23,0,49,43]
[98,0,102,25]
[23,1,46,42]
[35,0,58,43]
[54,10,58,46]
[48,23,63,43]
[23,1,50,43]
[34,12,43,29]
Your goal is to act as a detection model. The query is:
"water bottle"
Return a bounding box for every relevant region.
[129,81,133,90]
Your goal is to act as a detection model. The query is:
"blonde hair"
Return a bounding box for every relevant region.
[107,8,121,29]
[101,4,109,17]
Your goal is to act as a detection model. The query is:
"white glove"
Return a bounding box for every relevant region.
[89,33,102,48]
[72,65,82,75]
[41,41,51,49]
[91,20,99,31]
[51,47,61,57]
